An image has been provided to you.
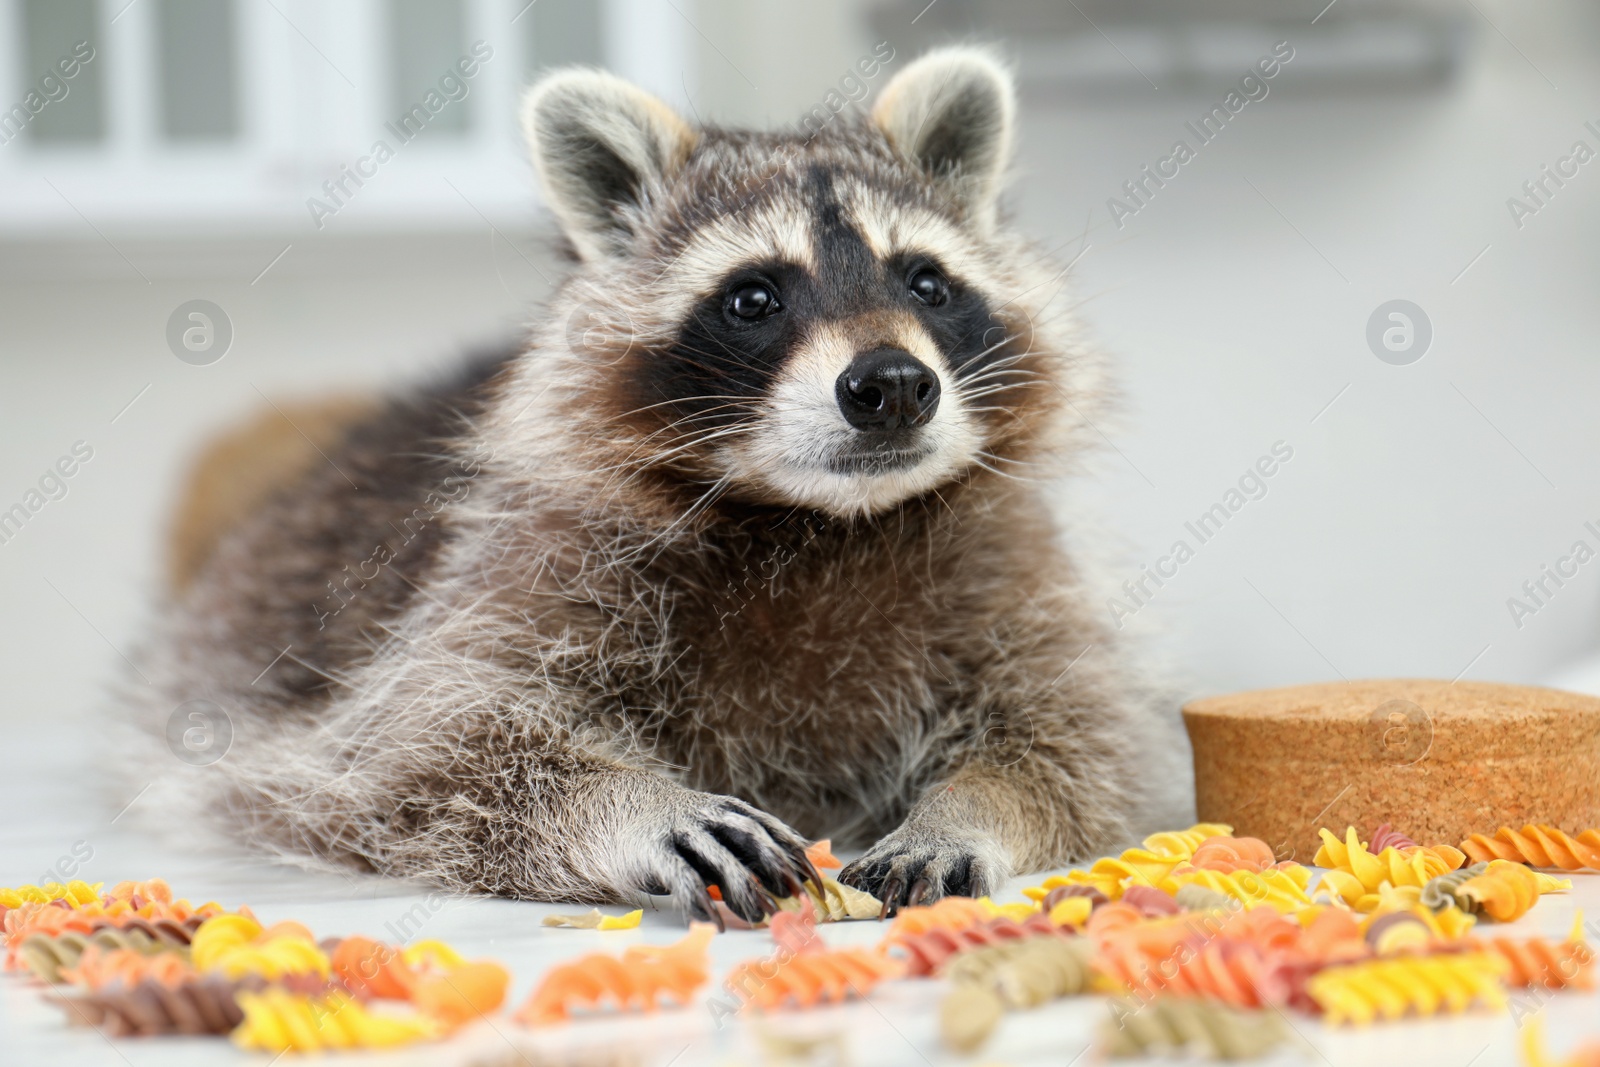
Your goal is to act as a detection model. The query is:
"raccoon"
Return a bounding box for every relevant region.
[136,47,1164,923]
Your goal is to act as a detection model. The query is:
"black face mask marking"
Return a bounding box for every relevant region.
[630,166,1019,445]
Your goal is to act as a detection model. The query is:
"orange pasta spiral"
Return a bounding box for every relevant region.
[60,946,194,991]
[329,936,425,999]
[1461,825,1600,871]
[1454,860,1563,922]
[514,924,715,1025]
[1471,916,1595,990]
[1187,836,1279,874]
[1097,937,1277,1008]
[880,897,996,947]
[723,947,904,1010]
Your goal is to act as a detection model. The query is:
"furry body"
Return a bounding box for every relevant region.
[135,50,1156,920]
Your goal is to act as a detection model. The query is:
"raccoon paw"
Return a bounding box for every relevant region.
[838,830,1005,916]
[621,791,820,929]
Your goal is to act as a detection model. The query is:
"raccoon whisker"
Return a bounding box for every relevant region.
[959,350,1043,383]
[953,371,1043,396]
[951,332,1023,373]
[968,451,1032,483]
[953,374,1043,395]
[951,334,1032,379]
[686,312,782,371]
[613,394,756,419]
[959,386,1035,407]
[594,425,758,480]
[593,411,757,473]
[625,473,737,566]
[603,404,756,453]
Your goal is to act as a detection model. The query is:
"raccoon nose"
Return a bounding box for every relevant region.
[835,349,941,431]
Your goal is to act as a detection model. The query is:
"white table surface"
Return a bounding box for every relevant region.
[3,722,1597,1067]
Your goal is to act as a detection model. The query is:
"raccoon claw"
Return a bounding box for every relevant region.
[633,791,814,926]
[839,835,999,913]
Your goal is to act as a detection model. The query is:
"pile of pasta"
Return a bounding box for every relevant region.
[1,877,510,1052]
[5,823,1599,1059]
[927,820,1599,1053]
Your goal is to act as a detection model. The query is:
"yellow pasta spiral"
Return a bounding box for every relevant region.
[231,989,440,1052]
[209,937,329,980]
[1167,867,1313,913]
[1022,824,1233,902]
[1314,828,1465,911]
[1141,824,1234,859]
[191,914,329,979]
[1361,888,1476,942]
[1306,953,1509,1025]
[0,880,102,909]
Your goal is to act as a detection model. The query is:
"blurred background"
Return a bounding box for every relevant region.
[4,0,1600,744]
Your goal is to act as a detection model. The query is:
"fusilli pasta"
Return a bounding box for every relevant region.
[54,975,249,1036]
[939,936,1094,1050]
[514,924,715,1024]
[1306,952,1509,1024]
[191,914,329,979]
[893,912,1066,976]
[1174,885,1241,913]
[1454,860,1569,923]
[1121,885,1182,916]
[1461,824,1600,871]
[723,947,903,1011]
[1187,836,1279,874]
[231,988,441,1051]
[1021,824,1234,902]
[1368,823,1418,851]
[1420,862,1488,911]
[59,945,193,991]
[1471,914,1595,990]
[1099,997,1288,1060]
[0,880,101,911]
[1314,827,1466,910]
[1168,868,1313,913]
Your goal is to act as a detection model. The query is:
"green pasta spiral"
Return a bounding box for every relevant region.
[19,928,190,984]
[939,937,1095,1053]
[1420,862,1488,912]
[1173,885,1241,912]
[1099,997,1288,1060]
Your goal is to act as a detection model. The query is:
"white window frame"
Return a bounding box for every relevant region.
[0,0,692,233]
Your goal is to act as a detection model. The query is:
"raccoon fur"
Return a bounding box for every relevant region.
[134,48,1167,923]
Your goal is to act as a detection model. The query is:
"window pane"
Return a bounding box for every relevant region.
[19,0,105,145]
[528,0,602,72]
[156,0,239,141]
[389,0,468,137]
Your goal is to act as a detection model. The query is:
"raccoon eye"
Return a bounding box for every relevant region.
[908,268,949,307]
[728,283,780,320]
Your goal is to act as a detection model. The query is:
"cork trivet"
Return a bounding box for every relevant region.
[1182,679,1600,863]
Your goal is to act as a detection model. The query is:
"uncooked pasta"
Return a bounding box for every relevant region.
[1099,997,1289,1060]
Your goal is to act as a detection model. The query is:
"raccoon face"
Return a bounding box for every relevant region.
[523,50,1054,518]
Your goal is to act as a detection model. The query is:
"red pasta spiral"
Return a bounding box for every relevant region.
[1122,886,1182,917]
[1369,823,1419,852]
[893,913,1067,977]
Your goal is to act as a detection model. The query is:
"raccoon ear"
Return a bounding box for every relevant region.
[871,47,1015,228]
[521,69,697,260]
